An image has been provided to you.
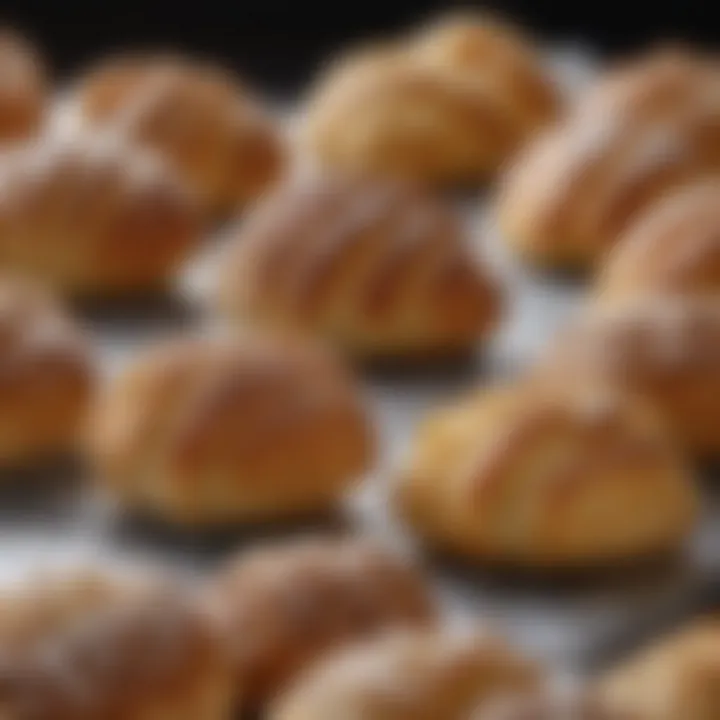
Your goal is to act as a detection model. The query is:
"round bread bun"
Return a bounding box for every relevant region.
[270,626,542,720]
[0,569,234,719]
[204,536,437,709]
[0,277,94,465]
[496,48,720,269]
[598,617,720,720]
[0,133,201,294]
[597,180,720,302]
[0,30,45,143]
[395,381,697,568]
[86,331,374,525]
[77,54,285,216]
[301,14,559,186]
[216,171,501,360]
[538,298,720,457]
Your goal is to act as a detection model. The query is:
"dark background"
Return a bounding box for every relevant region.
[3,2,718,94]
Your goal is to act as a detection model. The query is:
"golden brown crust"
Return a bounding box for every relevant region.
[497,48,720,268]
[78,54,285,215]
[0,277,94,464]
[597,180,720,302]
[0,570,234,719]
[0,134,201,294]
[302,14,559,185]
[270,626,542,720]
[204,537,437,708]
[0,30,45,144]
[217,171,501,359]
[598,617,720,720]
[87,331,374,525]
[395,381,697,567]
[538,298,720,456]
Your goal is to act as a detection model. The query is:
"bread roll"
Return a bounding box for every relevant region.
[497,48,720,269]
[87,331,374,525]
[538,298,720,456]
[598,618,720,720]
[0,30,45,143]
[77,54,285,215]
[205,537,437,708]
[0,133,200,294]
[270,627,541,720]
[395,381,697,567]
[0,570,233,719]
[0,277,93,465]
[597,180,720,302]
[302,14,559,185]
[217,171,501,360]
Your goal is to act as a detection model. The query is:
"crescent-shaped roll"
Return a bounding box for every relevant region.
[0,30,45,143]
[76,54,285,215]
[0,570,234,719]
[86,331,374,525]
[0,133,201,294]
[538,298,720,456]
[394,381,697,567]
[598,617,720,720]
[270,626,542,720]
[204,537,437,709]
[497,48,720,269]
[301,14,559,185]
[216,171,501,360]
[0,277,94,465]
[597,180,720,302]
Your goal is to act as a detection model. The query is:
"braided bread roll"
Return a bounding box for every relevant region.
[270,627,541,720]
[395,381,697,568]
[205,537,437,709]
[497,48,720,269]
[538,298,720,456]
[87,331,374,525]
[597,180,720,302]
[77,55,285,216]
[598,618,720,720]
[0,570,234,719]
[217,171,501,360]
[0,134,200,294]
[0,30,45,143]
[302,14,559,186]
[0,278,93,465]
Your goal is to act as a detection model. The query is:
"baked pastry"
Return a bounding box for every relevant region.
[0,569,234,719]
[598,617,720,720]
[395,381,697,567]
[301,14,559,185]
[0,30,45,143]
[216,171,501,360]
[77,54,285,215]
[0,133,200,294]
[597,180,720,302]
[0,277,94,465]
[576,46,720,133]
[410,12,559,132]
[497,48,720,269]
[270,626,541,720]
[538,298,720,456]
[87,331,374,525]
[204,537,437,708]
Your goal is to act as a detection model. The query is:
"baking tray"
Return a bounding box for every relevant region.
[0,44,716,679]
